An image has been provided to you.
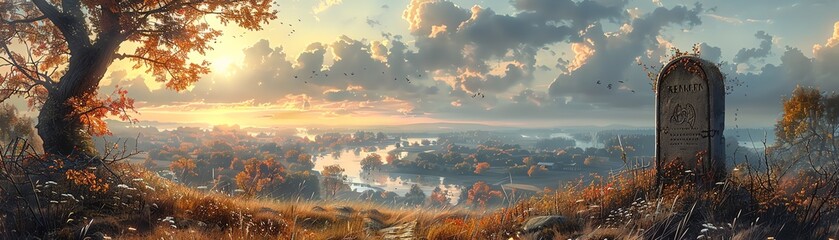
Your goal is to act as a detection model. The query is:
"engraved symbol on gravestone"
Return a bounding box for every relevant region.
[669,103,696,128]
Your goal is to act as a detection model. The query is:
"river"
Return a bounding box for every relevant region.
[308,136,463,205]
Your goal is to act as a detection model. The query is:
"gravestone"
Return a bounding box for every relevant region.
[655,56,725,186]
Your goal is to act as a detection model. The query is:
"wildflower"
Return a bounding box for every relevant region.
[45,181,58,185]
[127,227,137,231]
[117,184,130,189]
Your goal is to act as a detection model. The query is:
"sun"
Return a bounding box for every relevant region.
[210,57,234,74]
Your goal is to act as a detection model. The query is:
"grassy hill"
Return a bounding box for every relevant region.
[2,154,838,239]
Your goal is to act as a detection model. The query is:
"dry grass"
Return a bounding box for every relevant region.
[4,152,839,239]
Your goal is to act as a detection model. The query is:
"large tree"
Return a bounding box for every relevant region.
[1,0,276,157]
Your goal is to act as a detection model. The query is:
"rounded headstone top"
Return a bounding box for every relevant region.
[656,56,724,94]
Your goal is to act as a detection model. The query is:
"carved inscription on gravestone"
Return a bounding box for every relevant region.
[656,56,725,184]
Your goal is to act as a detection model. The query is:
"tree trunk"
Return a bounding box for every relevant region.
[36,39,121,157]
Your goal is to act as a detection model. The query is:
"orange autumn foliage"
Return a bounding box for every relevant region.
[473,162,490,174]
[0,0,278,154]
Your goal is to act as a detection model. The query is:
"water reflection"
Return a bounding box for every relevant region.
[311,137,462,204]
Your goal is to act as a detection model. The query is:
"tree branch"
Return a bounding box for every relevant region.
[0,43,48,88]
[32,0,92,51]
[3,15,48,24]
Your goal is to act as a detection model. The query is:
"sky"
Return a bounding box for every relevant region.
[17,0,839,129]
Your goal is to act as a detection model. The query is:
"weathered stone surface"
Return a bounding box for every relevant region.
[379,221,416,240]
[655,56,726,184]
[522,215,569,233]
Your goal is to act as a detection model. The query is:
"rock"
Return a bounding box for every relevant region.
[334,206,354,214]
[522,215,572,233]
[311,206,326,212]
[379,221,416,240]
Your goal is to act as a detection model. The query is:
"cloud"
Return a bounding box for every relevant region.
[548,4,703,108]
[101,1,839,128]
[698,42,722,63]
[313,0,344,14]
[366,17,381,27]
[401,0,629,96]
[733,31,773,64]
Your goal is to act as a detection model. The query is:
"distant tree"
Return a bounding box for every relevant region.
[385,153,398,165]
[276,171,320,200]
[421,139,431,146]
[360,153,383,171]
[170,157,197,183]
[234,158,286,197]
[284,149,301,161]
[0,104,40,148]
[258,142,282,154]
[466,181,503,208]
[453,161,472,175]
[442,152,462,164]
[376,132,386,141]
[380,191,400,204]
[474,162,490,175]
[403,184,426,206]
[208,151,234,169]
[287,152,314,172]
[428,186,450,207]
[321,164,347,198]
[395,142,401,148]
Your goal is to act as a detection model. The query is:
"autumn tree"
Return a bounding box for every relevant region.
[0,0,277,157]
[360,153,383,171]
[320,164,347,198]
[170,157,197,183]
[234,158,286,196]
[466,181,502,208]
[403,184,425,206]
[428,186,449,207]
[767,86,839,224]
[473,162,490,175]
